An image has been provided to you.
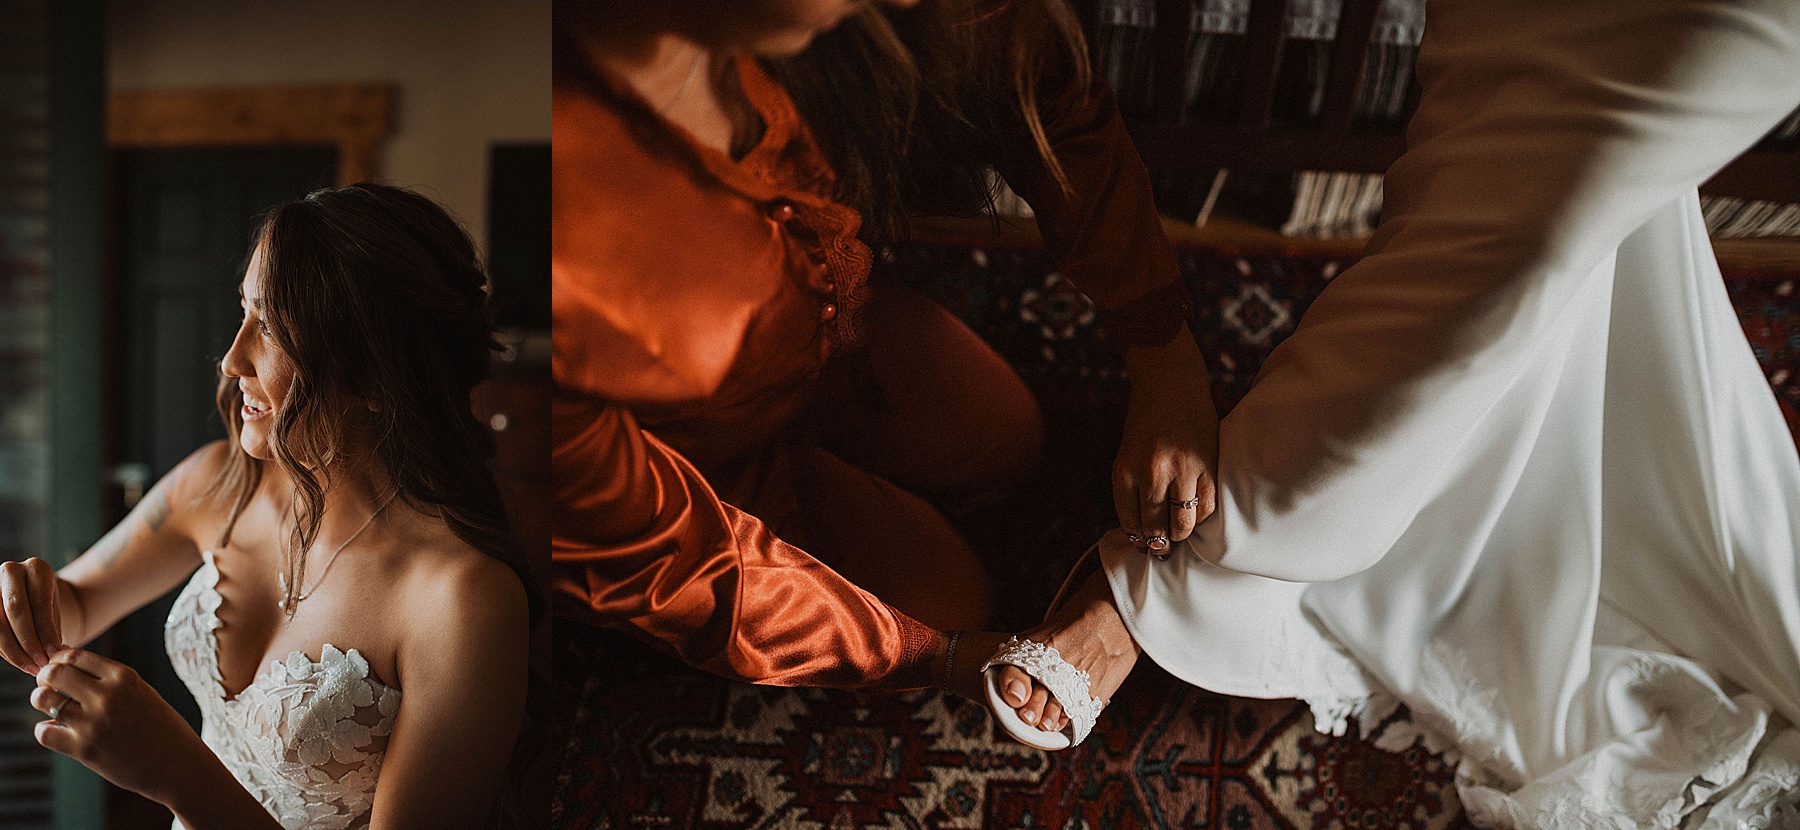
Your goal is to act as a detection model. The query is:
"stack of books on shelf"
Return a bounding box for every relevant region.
[1083,0,1800,240]
[1095,0,1424,127]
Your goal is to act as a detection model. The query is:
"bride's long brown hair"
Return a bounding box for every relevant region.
[208,182,544,826]
[211,183,530,619]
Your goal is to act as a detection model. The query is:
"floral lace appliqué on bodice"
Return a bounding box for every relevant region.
[164,551,402,830]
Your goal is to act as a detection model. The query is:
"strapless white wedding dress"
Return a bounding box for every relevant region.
[164,551,402,830]
[1099,0,1800,826]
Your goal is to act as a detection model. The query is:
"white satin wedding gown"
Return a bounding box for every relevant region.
[1099,0,1800,825]
[164,552,401,830]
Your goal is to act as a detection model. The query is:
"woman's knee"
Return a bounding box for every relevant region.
[825,278,1045,509]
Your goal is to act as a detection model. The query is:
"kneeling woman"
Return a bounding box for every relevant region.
[0,184,538,829]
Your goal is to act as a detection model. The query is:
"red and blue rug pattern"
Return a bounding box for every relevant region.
[553,241,1799,829]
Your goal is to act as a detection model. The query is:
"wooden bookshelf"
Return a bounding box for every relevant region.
[1073,0,1800,228]
[1713,235,1800,273]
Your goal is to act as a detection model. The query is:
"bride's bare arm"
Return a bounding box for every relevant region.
[369,552,530,829]
[0,441,217,673]
[34,535,529,830]
[52,441,220,645]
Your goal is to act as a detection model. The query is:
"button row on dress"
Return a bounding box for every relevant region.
[770,199,839,318]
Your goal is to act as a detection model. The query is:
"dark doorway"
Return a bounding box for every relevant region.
[103,145,337,828]
[113,147,338,482]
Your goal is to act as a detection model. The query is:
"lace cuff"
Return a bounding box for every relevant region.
[882,606,943,691]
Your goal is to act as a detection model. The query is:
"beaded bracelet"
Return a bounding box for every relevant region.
[941,629,964,691]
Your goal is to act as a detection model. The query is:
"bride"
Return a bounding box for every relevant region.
[965,0,1800,825]
[0,184,538,829]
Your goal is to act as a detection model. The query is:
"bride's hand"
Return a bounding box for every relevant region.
[1116,332,1220,548]
[30,648,207,805]
[0,558,65,675]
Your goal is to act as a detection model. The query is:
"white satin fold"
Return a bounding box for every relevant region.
[1102,0,1800,825]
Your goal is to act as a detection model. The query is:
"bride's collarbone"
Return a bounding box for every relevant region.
[206,546,405,695]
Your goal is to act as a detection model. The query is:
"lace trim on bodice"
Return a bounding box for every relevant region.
[164,552,402,830]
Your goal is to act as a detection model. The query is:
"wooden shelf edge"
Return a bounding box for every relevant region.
[905,214,1800,273]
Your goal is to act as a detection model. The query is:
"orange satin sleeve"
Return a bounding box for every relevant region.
[985,37,1191,345]
[550,393,941,690]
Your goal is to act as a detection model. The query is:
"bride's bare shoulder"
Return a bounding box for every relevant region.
[155,440,241,537]
[390,526,530,651]
[169,440,234,492]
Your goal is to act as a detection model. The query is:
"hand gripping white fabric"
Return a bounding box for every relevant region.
[980,637,1107,750]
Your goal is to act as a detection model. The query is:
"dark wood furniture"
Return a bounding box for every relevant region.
[1068,0,1800,202]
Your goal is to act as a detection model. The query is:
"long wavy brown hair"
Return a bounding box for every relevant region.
[766,0,1093,241]
[208,182,544,826]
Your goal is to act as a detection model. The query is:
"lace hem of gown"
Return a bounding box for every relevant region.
[1098,530,1800,829]
[1357,645,1800,829]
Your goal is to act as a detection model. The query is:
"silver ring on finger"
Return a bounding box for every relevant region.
[1168,496,1201,510]
[1125,533,1143,543]
[45,692,65,722]
[1146,535,1170,552]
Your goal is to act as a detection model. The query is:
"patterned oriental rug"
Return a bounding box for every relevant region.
[552,240,1800,830]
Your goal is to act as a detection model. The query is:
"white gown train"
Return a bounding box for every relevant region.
[1099,0,1800,825]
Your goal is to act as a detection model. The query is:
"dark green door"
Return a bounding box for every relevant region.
[117,147,338,477]
[109,146,337,733]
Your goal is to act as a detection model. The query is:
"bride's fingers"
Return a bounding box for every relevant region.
[28,685,69,718]
[23,559,61,656]
[33,719,77,757]
[0,620,33,675]
[0,564,43,673]
[1041,699,1065,733]
[36,656,102,706]
[47,647,121,678]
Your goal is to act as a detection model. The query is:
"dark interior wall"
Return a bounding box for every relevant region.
[0,0,55,821]
[486,142,550,331]
[106,0,550,257]
[43,0,109,826]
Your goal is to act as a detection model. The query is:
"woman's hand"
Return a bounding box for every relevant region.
[30,648,210,805]
[1115,332,1220,549]
[0,558,65,675]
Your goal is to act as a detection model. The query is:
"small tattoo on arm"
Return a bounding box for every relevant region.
[92,485,171,573]
[143,488,171,533]
[77,462,190,578]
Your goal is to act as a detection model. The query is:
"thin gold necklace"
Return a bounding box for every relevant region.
[278,488,400,613]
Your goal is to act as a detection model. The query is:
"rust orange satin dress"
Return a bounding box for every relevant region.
[552,53,1185,690]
